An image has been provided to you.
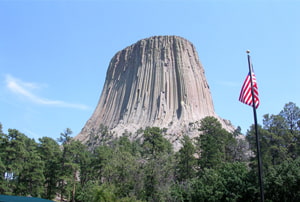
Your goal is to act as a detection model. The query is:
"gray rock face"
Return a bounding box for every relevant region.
[76,36,233,147]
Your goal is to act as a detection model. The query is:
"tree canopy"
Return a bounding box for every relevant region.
[0,102,299,201]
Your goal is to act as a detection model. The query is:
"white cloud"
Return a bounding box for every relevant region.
[5,74,89,110]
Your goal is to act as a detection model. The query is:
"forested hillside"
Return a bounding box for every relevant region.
[0,102,299,202]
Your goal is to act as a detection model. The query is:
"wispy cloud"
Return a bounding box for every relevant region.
[5,74,89,110]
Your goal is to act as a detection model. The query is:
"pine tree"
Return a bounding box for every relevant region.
[196,117,229,170]
[175,135,196,181]
[38,137,61,199]
[3,129,45,197]
[17,138,45,197]
[57,128,73,201]
[0,123,9,194]
[141,127,174,201]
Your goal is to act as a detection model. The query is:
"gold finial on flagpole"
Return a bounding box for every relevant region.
[246,50,251,54]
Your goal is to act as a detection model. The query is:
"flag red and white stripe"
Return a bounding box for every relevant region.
[239,71,259,108]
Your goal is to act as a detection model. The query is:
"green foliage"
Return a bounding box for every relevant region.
[175,135,196,181]
[93,183,117,202]
[103,148,139,197]
[60,139,89,201]
[0,123,9,194]
[16,138,45,197]
[92,145,114,182]
[142,127,173,158]
[76,182,142,202]
[77,182,120,202]
[91,137,143,199]
[196,116,235,169]
[57,128,72,145]
[265,157,300,201]
[279,102,300,158]
[86,124,115,151]
[247,102,300,169]
[172,162,255,202]
[75,181,98,202]
[38,137,61,199]
[0,129,45,197]
[141,127,174,201]
[216,162,253,201]
[0,158,7,194]
[1,102,300,201]
[279,102,300,133]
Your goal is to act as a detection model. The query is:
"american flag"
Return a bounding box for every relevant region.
[239,70,259,109]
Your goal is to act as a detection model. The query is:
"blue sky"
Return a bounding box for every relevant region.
[1,0,299,141]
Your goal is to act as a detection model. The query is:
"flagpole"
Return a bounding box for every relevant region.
[246,50,265,202]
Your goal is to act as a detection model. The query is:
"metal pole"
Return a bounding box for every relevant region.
[247,50,265,202]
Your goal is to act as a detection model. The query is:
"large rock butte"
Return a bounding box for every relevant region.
[75,36,233,148]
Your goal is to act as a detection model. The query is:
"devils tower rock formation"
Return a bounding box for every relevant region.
[76,36,233,147]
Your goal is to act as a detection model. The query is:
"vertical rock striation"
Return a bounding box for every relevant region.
[76,36,233,146]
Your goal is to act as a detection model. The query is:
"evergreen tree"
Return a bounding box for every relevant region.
[196,116,230,170]
[92,144,114,182]
[172,162,254,202]
[263,114,291,165]
[141,127,174,201]
[279,102,300,158]
[0,123,9,194]
[265,157,300,201]
[3,129,30,194]
[2,129,45,197]
[38,137,62,199]
[246,124,275,170]
[89,138,142,199]
[175,135,196,181]
[142,127,172,158]
[63,140,87,202]
[102,147,139,198]
[279,102,300,133]
[76,144,94,192]
[16,138,45,197]
[247,102,300,168]
[1,102,299,201]
[57,128,73,201]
